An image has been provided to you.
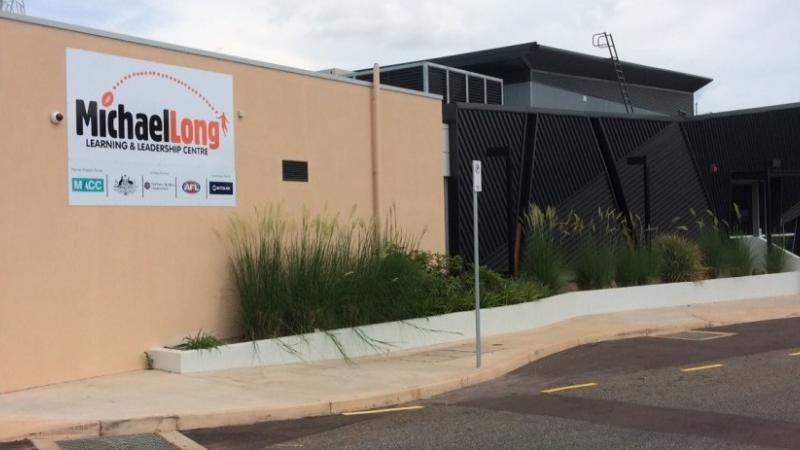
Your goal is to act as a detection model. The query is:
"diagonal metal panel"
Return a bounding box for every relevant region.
[454,107,527,270]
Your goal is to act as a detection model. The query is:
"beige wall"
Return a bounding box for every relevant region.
[0,17,444,393]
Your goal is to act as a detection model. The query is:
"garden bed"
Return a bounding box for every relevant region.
[148,269,800,374]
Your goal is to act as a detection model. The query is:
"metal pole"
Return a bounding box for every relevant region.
[765,167,772,247]
[643,159,651,245]
[473,186,482,368]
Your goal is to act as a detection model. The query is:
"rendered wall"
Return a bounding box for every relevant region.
[0,17,444,392]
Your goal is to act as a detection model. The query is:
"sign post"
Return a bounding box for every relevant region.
[472,160,482,368]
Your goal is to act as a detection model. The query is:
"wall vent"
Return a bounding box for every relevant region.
[282,160,309,182]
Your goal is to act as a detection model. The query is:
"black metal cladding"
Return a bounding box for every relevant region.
[428,67,448,98]
[449,72,468,103]
[612,123,711,238]
[380,67,424,91]
[529,114,613,210]
[468,76,485,103]
[682,105,800,226]
[486,80,503,104]
[530,114,618,260]
[354,67,424,91]
[447,102,800,272]
[452,108,527,271]
[599,117,671,161]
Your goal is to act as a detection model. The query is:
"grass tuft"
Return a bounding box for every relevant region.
[173,330,224,351]
[520,206,565,294]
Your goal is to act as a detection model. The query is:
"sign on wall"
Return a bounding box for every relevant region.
[66,48,236,206]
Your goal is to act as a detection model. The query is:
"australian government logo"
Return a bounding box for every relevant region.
[112,175,138,196]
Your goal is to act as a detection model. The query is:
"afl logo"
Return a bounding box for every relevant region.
[182,180,201,194]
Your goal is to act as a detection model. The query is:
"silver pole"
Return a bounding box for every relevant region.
[473,184,482,368]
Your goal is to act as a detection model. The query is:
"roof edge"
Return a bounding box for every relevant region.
[689,101,800,120]
[534,43,713,89]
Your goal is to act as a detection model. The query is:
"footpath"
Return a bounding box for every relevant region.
[1,295,798,442]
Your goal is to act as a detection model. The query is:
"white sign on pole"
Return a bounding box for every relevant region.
[472,160,482,192]
[66,48,236,206]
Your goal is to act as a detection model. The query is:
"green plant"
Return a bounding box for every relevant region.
[655,234,706,282]
[615,243,661,286]
[574,237,616,289]
[173,330,224,350]
[520,206,565,294]
[228,206,548,346]
[699,229,752,278]
[766,242,787,273]
[725,238,753,277]
[469,266,549,308]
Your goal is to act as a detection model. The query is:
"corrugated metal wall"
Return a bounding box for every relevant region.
[450,108,527,271]
[682,106,800,224]
[446,104,800,271]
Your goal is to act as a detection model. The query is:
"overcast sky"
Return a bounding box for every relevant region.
[24,0,800,113]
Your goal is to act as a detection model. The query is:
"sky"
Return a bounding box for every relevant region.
[22,0,800,113]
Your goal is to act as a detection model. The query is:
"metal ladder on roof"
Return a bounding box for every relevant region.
[593,32,634,114]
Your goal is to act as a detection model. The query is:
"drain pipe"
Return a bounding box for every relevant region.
[370,63,382,221]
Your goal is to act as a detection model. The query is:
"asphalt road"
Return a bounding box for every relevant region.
[182,318,800,449]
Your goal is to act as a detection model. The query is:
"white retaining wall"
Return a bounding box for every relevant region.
[149,268,800,373]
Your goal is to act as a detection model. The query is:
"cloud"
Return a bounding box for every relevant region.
[26,0,800,111]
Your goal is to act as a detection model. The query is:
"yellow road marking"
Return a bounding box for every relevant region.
[541,382,598,394]
[680,363,723,372]
[789,351,800,357]
[342,405,425,416]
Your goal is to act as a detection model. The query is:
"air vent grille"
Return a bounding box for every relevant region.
[282,160,309,182]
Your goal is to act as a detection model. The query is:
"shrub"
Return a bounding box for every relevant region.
[655,234,705,282]
[228,206,549,342]
[616,244,661,286]
[470,266,549,308]
[575,237,616,289]
[520,206,564,294]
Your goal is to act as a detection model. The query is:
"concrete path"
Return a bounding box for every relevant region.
[2,295,799,442]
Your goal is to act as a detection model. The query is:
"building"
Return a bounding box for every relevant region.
[1,11,798,394]
[354,42,712,117]
[0,13,444,393]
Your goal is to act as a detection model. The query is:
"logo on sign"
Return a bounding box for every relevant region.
[209,181,234,195]
[182,180,201,194]
[71,177,105,192]
[112,175,137,196]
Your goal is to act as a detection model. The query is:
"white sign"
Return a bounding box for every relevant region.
[472,160,482,192]
[66,48,236,206]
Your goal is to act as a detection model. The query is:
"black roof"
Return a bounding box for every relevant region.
[397,42,712,93]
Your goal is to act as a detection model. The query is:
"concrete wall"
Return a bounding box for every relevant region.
[0,16,444,392]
